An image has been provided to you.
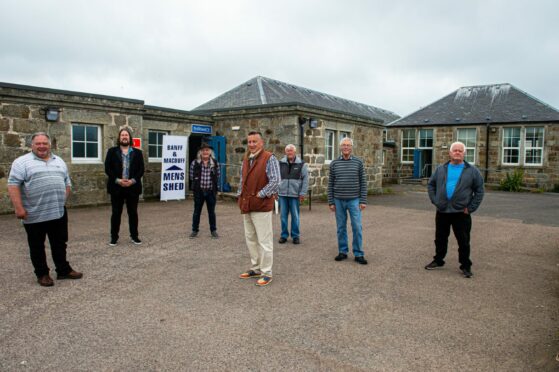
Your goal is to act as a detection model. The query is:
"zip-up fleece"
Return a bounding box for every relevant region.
[427,161,484,213]
[278,156,308,197]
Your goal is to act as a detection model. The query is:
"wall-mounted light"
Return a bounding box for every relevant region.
[45,107,61,122]
[309,118,318,128]
[232,126,240,131]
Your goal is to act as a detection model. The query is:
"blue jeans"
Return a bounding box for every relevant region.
[279,196,300,239]
[334,198,364,257]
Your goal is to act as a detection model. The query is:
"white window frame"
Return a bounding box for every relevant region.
[325,130,352,164]
[418,129,433,149]
[325,130,336,163]
[502,127,521,166]
[71,123,102,164]
[457,128,477,164]
[524,127,544,166]
[148,130,168,163]
[401,129,415,164]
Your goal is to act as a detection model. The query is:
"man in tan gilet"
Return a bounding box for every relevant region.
[237,131,281,286]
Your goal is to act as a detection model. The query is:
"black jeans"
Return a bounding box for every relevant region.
[110,189,139,240]
[192,190,217,232]
[434,211,472,269]
[23,209,72,278]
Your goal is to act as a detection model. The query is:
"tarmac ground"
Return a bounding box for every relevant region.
[1,188,558,371]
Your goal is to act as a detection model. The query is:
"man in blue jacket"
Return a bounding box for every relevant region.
[425,141,484,278]
[278,144,308,244]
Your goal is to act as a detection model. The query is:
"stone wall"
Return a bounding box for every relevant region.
[0,88,145,213]
[0,85,212,214]
[213,107,384,196]
[384,124,559,190]
[1,84,386,215]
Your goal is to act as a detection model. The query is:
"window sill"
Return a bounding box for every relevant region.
[71,159,103,165]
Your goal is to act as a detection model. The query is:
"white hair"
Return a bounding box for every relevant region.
[340,137,353,146]
[285,144,296,151]
[450,141,465,151]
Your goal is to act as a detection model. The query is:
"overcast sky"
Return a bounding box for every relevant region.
[1,0,558,117]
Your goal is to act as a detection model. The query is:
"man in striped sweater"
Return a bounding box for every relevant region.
[327,137,368,265]
[8,132,83,286]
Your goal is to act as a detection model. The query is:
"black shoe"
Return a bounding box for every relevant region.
[335,253,348,261]
[211,231,219,239]
[109,238,118,246]
[355,256,368,265]
[462,268,473,278]
[278,237,287,244]
[292,237,300,244]
[189,231,198,239]
[425,260,443,270]
[131,237,142,245]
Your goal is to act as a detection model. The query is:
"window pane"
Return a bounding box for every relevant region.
[149,145,157,158]
[403,149,414,162]
[504,128,520,147]
[403,129,415,147]
[325,130,335,161]
[157,145,163,158]
[402,129,415,162]
[148,132,157,144]
[465,149,475,163]
[73,125,85,141]
[419,129,433,147]
[86,143,98,158]
[86,126,98,141]
[157,132,165,144]
[73,142,85,157]
[457,128,476,147]
[525,127,544,147]
[525,149,542,164]
[504,149,519,164]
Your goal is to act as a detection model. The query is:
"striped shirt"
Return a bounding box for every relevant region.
[237,154,281,198]
[327,155,367,205]
[8,152,71,224]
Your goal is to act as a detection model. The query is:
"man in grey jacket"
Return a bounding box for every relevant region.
[425,141,484,278]
[278,144,309,244]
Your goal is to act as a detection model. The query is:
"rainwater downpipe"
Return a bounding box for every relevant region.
[484,123,490,182]
[299,117,305,156]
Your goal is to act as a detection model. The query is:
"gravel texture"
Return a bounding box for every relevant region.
[1,189,558,371]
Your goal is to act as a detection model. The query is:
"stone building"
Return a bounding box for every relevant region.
[384,84,559,190]
[191,76,399,197]
[1,77,398,213]
[0,82,212,213]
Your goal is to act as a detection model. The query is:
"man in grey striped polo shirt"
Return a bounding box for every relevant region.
[327,137,368,265]
[8,132,83,287]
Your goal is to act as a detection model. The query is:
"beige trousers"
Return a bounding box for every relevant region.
[243,211,273,276]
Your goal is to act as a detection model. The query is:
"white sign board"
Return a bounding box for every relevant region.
[160,135,188,201]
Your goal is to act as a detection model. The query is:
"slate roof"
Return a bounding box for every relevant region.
[192,76,399,124]
[388,83,559,127]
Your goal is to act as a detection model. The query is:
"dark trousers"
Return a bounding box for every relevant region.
[192,190,217,232]
[434,211,472,269]
[23,209,72,278]
[110,189,139,240]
